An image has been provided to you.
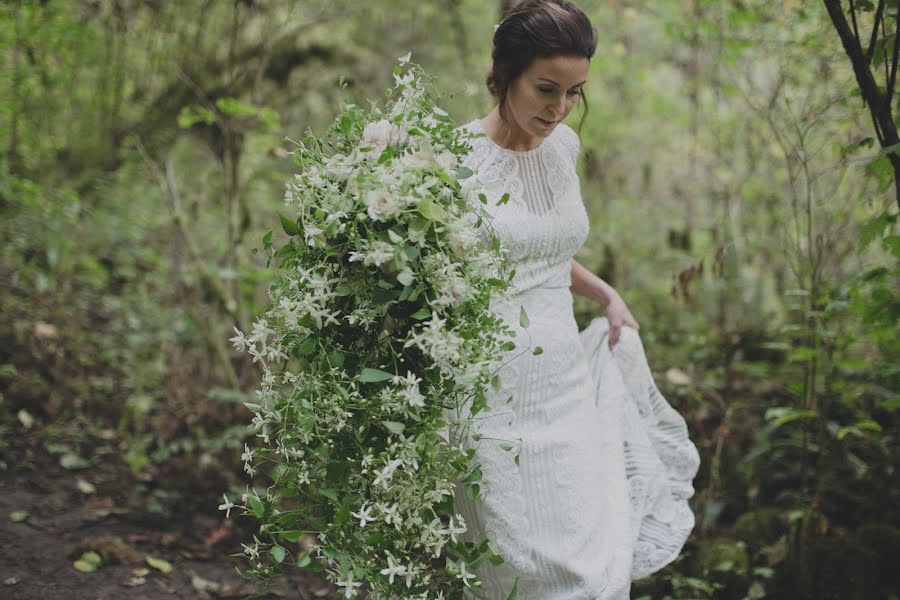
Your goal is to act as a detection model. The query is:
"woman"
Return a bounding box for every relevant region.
[453,1,701,598]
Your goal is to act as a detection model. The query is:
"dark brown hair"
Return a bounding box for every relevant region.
[487,0,598,133]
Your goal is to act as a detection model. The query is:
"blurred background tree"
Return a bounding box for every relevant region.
[1,1,897,598]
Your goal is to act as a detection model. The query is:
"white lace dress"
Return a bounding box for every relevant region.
[452,119,701,600]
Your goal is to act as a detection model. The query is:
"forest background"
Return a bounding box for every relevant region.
[1,0,898,599]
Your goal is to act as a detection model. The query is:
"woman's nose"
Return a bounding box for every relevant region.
[552,95,566,117]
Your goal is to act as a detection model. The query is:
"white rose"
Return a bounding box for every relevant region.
[434,151,457,173]
[361,119,405,149]
[448,225,478,257]
[403,144,435,169]
[365,189,402,222]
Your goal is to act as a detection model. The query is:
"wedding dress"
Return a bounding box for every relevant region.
[452,119,701,600]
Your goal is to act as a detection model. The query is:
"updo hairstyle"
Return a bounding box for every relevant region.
[487,0,598,132]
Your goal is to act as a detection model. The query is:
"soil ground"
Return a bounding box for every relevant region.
[1,429,340,600]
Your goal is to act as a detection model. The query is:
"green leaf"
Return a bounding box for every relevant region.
[787,347,816,363]
[270,546,286,564]
[295,337,317,356]
[497,192,511,206]
[418,198,448,221]
[279,213,300,236]
[471,389,488,416]
[319,488,338,501]
[296,553,312,568]
[519,306,529,328]
[326,350,345,368]
[410,308,431,320]
[457,166,474,179]
[490,374,502,392]
[506,577,519,600]
[397,268,414,286]
[249,495,265,518]
[464,481,480,501]
[358,368,394,383]
[382,420,405,435]
[765,407,818,429]
[532,346,543,355]
[281,530,303,543]
[883,235,900,258]
[216,97,259,118]
[880,142,900,157]
[146,556,173,573]
[9,510,29,522]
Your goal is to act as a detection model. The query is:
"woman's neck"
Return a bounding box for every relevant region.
[479,106,543,152]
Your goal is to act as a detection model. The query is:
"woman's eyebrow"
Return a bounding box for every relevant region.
[537,77,587,87]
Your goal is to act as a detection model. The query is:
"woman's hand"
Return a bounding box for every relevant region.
[604,293,640,349]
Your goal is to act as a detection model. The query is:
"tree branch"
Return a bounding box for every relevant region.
[823,0,900,209]
[866,0,886,63]
[889,9,900,107]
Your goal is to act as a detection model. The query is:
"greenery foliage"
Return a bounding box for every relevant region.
[1,1,898,598]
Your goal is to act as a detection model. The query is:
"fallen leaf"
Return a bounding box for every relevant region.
[76,479,97,494]
[60,453,90,470]
[123,576,146,587]
[191,574,222,592]
[3,577,20,585]
[132,567,150,577]
[9,511,29,523]
[146,556,173,573]
[73,551,103,573]
[665,367,692,386]
[34,321,58,339]
[17,409,35,429]
[203,522,234,546]
[73,560,97,573]
[79,535,140,564]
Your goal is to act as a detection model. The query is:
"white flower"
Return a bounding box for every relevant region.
[372,458,404,489]
[363,240,395,267]
[365,189,402,222]
[229,326,248,351]
[218,494,237,519]
[303,224,325,247]
[435,150,457,173]
[403,144,436,169]
[448,225,478,257]
[379,552,407,584]
[398,51,412,65]
[447,515,467,542]
[241,538,261,560]
[241,443,254,474]
[361,119,405,150]
[457,560,476,587]
[378,501,402,526]
[351,504,376,528]
[336,571,363,598]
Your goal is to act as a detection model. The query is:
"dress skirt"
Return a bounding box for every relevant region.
[454,286,700,600]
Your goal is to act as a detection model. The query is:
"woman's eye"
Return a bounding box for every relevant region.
[539,87,554,94]
[568,89,583,96]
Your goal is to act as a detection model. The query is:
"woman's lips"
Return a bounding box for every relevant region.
[537,117,558,127]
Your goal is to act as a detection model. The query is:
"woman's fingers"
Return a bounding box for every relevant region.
[608,322,621,349]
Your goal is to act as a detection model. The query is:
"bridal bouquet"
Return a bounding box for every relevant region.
[223,54,519,599]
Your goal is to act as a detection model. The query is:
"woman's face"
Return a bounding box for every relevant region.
[504,54,590,138]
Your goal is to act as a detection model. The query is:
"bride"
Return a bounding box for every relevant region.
[453,1,701,598]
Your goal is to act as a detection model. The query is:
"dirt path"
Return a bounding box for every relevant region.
[1,433,339,600]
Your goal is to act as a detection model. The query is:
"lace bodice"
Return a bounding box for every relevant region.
[458,119,590,294]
